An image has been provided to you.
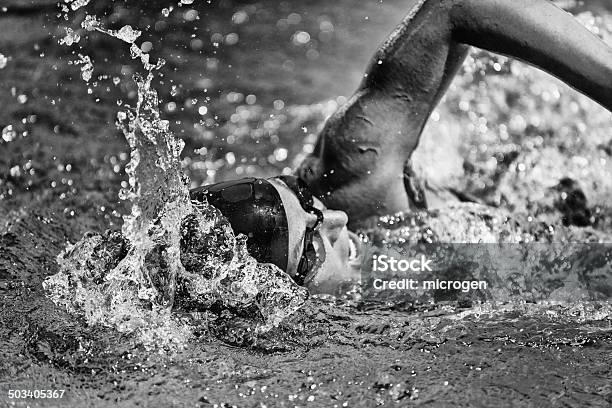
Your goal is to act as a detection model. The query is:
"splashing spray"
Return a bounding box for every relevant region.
[44,1,308,347]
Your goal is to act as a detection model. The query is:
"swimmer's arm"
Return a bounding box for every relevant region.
[364,0,612,112]
[299,0,612,220]
[448,0,612,111]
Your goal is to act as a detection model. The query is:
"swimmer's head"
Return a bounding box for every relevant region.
[190,176,361,290]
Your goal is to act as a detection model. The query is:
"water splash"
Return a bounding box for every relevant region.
[44,71,307,345]
[58,27,80,46]
[75,54,93,82]
[67,0,92,11]
[44,1,308,346]
[42,65,195,346]
[2,125,17,142]
[82,16,141,44]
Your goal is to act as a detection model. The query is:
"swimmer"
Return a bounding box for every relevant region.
[191,0,612,290]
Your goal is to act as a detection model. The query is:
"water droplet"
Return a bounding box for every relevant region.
[59,27,80,46]
[116,25,141,43]
[0,53,8,69]
[292,31,311,45]
[225,33,239,45]
[273,99,285,110]
[232,10,249,25]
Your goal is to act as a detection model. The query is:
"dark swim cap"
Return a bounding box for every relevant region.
[190,178,290,273]
[190,176,323,285]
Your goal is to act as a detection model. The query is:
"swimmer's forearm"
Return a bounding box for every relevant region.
[449,0,612,111]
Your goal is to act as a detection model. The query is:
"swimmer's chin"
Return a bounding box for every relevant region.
[304,232,363,295]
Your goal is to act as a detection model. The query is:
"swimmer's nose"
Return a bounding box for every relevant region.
[320,209,348,245]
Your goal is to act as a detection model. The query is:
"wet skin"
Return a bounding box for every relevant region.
[268,179,362,292]
[297,0,612,228]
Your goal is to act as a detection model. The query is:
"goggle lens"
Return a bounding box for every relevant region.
[276,176,325,284]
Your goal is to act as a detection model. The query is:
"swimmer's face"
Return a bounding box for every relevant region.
[269,179,362,293]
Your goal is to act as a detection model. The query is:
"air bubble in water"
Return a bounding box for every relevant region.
[0,53,8,69]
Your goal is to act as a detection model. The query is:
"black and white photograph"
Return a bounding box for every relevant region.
[1,0,611,406]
